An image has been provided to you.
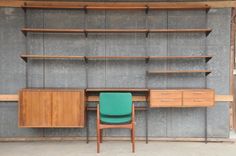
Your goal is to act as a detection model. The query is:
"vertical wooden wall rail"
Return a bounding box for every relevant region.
[230,8,236,130]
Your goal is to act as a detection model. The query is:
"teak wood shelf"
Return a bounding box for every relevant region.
[21,55,85,62]
[21,3,210,11]
[21,28,212,36]
[21,55,212,62]
[147,70,211,75]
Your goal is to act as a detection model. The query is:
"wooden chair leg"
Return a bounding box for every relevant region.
[97,127,100,153]
[130,129,133,143]
[100,129,103,143]
[132,127,135,153]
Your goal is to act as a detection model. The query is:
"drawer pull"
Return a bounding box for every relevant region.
[160,99,176,102]
[193,99,205,102]
[192,92,204,94]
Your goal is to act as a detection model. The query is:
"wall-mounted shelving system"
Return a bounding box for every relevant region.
[20,2,213,144]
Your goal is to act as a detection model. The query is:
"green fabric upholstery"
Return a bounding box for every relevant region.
[100,115,132,124]
[99,92,132,124]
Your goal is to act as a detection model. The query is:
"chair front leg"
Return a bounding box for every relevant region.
[132,104,135,153]
[97,104,100,153]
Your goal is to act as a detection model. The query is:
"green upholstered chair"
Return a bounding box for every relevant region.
[97,92,135,153]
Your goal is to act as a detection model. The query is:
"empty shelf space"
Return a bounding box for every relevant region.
[21,55,85,62]
[147,70,211,75]
[86,88,149,92]
[21,28,212,36]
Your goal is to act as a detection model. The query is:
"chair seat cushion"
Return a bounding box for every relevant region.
[100,115,132,124]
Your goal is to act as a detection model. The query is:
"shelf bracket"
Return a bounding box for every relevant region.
[145,5,149,14]
[84,56,88,63]
[205,57,212,63]
[83,5,88,14]
[145,57,150,63]
[145,30,150,38]
[21,57,28,63]
[205,71,211,76]
[206,8,210,14]
[84,30,88,38]
[205,31,211,37]
[22,2,27,13]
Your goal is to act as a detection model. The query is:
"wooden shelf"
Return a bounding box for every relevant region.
[149,56,212,62]
[22,3,210,11]
[21,28,212,36]
[147,70,211,75]
[21,28,84,34]
[21,55,85,62]
[21,54,213,63]
[86,88,149,92]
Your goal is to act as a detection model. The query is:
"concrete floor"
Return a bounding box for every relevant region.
[0,141,235,156]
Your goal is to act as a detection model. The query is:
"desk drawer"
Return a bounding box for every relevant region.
[183,90,214,99]
[150,98,182,107]
[150,90,182,99]
[183,98,214,107]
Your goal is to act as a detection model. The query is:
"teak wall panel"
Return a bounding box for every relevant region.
[52,91,85,127]
[19,90,52,127]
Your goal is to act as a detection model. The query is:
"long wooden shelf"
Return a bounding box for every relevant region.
[147,70,211,75]
[21,55,85,62]
[86,88,149,92]
[0,94,233,102]
[21,3,210,10]
[21,28,212,36]
[21,54,213,62]
[149,56,212,62]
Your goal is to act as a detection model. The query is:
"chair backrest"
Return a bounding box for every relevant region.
[99,92,132,116]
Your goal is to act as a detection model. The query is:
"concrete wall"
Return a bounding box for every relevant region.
[0,5,231,138]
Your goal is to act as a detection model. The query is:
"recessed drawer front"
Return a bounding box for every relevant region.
[151,98,182,107]
[183,90,214,99]
[150,90,182,99]
[183,98,214,107]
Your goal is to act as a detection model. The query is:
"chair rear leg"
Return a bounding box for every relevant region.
[97,128,100,153]
[100,129,103,143]
[132,127,135,153]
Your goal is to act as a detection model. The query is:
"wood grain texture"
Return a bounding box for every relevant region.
[19,90,52,127]
[52,91,84,127]
[18,89,85,128]
[0,94,18,101]
[150,89,215,108]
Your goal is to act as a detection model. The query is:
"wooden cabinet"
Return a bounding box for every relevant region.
[19,89,85,128]
[149,89,215,108]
